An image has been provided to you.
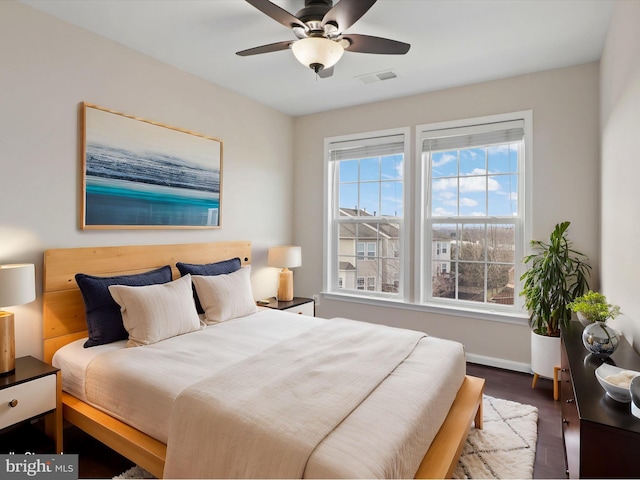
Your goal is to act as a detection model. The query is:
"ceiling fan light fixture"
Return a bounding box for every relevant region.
[291,37,344,73]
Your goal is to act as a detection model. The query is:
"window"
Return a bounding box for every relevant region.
[419,113,529,312]
[367,276,376,291]
[325,129,408,298]
[356,242,376,260]
[324,113,529,318]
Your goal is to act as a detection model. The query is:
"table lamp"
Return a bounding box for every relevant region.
[267,246,301,302]
[0,264,36,375]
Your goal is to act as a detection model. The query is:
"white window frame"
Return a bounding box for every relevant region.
[324,127,410,300]
[322,115,531,325]
[416,111,532,314]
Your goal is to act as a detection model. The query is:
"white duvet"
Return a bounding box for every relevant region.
[53,309,466,478]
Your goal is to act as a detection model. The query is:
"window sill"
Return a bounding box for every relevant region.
[321,291,529,327]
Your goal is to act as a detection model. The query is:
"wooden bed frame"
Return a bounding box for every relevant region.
[42,241,484,479]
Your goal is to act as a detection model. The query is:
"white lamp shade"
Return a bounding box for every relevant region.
[268,246,302,269]
[291,37,344,71]
[0,264,36,308]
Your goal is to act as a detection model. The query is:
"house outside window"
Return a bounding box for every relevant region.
[325,128,409,298]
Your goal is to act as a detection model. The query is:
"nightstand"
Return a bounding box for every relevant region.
[0,356,61,453]
[260,297,315,316]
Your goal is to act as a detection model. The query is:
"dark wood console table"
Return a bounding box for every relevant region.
[561,321,640,478]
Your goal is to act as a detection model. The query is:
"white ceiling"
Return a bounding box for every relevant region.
[20,0,614,117]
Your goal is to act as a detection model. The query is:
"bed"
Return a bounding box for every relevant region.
[42,241,484,479]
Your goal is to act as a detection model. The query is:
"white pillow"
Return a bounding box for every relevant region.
[109,274,202,347]
[192,266,258,324]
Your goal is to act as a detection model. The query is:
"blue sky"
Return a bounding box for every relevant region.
[338,143,519,219]
[338,154,403,217]
[431,144,519,217]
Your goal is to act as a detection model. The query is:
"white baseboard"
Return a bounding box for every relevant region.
[466,352,532,374]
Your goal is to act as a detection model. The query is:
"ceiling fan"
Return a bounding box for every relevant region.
[236,0,410,78]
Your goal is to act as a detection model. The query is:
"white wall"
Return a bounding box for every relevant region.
[293,63,601,368]
[600,0,640,349]
[0,1,295,360]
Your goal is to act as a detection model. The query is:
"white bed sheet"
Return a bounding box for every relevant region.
[53,309,466,478]
[52,338,125,402]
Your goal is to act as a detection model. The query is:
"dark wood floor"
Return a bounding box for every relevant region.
[0,363,565,479]
[466,363,565,479]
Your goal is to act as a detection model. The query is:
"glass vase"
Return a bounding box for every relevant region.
[582,321,619,357]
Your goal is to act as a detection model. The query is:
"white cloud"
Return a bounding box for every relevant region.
[460,176,500,193]
[432,178,455,191]
[433,207,454,216]
[489,143,519,153]
[433,153,456,168]
[439,191,456,200]
[459,198,478,207]
[487,144,510,154]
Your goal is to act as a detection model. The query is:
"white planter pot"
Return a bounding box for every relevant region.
[531,331,561,379]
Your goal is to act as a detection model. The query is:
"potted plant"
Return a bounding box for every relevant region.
[568,291,621,325]
[569,291,621,357]
[520,221,591,378]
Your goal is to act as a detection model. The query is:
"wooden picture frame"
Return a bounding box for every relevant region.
[81,103,222,229]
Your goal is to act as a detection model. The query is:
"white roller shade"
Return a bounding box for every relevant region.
[329,134,405,161]
[422,120,524,152]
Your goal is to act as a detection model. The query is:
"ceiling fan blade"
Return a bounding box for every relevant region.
[245,0,307,30]
[236,40,293,56]
[322,0,377,32]
[342,34,410,55]
[318,66,334,78]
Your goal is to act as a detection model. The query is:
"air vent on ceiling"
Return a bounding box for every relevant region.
[355,70,398,84]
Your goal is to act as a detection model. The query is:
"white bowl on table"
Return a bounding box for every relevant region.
[595,363,640,403]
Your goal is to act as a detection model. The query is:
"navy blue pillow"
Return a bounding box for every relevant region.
[76,265,173,348]
[176,257,241,313]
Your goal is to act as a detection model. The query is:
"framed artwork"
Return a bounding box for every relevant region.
[81,103,222,229]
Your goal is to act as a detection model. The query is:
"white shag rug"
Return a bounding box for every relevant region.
[113,465,155,479]
[454,395,539,479]
[114,395,538,480]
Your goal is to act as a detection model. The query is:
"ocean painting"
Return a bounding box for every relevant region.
[82,103,222,229]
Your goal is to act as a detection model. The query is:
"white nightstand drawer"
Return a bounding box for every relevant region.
[285,301,315,316]
[0,375,56,430]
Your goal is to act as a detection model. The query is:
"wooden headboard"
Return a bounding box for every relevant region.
[42,241,252,364]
